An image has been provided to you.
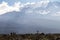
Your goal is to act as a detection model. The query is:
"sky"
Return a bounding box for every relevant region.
[0,0,60,33]
[0,0,60,15]
[0,0,60,5]
[0,0,60,16]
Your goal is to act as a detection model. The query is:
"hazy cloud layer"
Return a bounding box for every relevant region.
[0,0,55,15]
[0,0,60,16]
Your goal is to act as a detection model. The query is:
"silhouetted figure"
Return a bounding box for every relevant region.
[10,32,16,36]
[36,30,40,40]
[36,30,39,34]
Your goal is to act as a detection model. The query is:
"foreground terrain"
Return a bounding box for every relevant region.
[0,32,60,40]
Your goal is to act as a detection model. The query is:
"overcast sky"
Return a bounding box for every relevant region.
[0,0,60,33]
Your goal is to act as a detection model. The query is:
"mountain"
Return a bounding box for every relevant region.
[0,1,60,34]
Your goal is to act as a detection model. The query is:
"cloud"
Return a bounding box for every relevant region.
[0,0,60,17]
[0,1,21,15]
[38,0,49,7]
[24,0,49,8]
[26,9,50,15]
[52,12,60,16]
[0,0,50,15]
[21,0,50,15]
[1,0,60,16]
